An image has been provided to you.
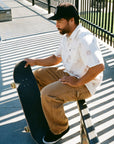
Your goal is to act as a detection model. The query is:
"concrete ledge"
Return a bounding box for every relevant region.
[0,0,12,22]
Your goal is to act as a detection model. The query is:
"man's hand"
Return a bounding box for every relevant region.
[24,58,36,68]
[60,64,104,88]
[59,76,79,88]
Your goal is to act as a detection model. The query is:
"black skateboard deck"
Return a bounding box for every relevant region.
[13,61,49,144]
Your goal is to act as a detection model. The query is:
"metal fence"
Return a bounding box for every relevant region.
[31,0,114,47]
[79,0,114,47]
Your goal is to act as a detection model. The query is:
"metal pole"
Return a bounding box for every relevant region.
[75,0,79,11]
[32,0,35,6]
[48,0,50,14]
[80,119,89,144]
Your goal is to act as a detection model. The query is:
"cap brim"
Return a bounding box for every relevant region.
[48,14,61,20]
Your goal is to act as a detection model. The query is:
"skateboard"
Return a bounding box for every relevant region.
[12,61,49,144]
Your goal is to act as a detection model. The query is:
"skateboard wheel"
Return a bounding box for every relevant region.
[11,82,16,88]
[24,126,30,133]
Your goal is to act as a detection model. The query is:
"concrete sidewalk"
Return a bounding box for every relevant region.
[0,0,114,144]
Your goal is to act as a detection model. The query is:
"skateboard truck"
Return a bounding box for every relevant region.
[24,126,30,133]
[11,82,19,89]
[11,82,16,89]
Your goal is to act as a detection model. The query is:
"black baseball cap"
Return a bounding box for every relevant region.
[48,3,79,21]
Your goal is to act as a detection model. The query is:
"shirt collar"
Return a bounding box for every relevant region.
[66,23,82,40]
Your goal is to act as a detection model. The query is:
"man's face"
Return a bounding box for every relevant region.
[56,18,71,35]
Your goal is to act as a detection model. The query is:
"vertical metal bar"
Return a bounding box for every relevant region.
[107,0,111,44]
[81,0,83,26]
[86,0,87,28]
[84,0,87,28]
[88,0,90,21]
[93,0,96,34]
[32,0,35,6]
[84,0,86,27]
[80,0,81,24]
[104,0,108,42]
[110,0,114,46]
[98,0,101,38]
[85,0,86,28]
[82,0,84,27]
[82,0,83,26]
[84,0,85,27]
[88,0,89,30]
[47,0,50,14]
[75,0,79,10]
[87,0,88,22]
[91,0,93,32]
[101,0,105,40]
[96,0,99,37]
[88,0,91,30]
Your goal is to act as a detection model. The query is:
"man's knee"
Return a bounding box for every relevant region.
[33,68,44,79]
[40,86,49,105]
[41,85,56,104]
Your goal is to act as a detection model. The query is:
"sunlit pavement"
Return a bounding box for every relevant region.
[0,0,114,144]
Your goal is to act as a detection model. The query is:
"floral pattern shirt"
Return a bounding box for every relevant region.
[55,24,104,95]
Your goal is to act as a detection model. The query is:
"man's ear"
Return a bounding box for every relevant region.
[69,17,75,24]
[71,17,74,22]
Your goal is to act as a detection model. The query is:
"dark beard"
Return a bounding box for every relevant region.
[58,28,67,35]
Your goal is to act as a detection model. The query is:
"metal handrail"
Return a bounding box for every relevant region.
[77,100,99,144]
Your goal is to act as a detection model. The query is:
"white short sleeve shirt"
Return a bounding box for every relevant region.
[55,24,104,95]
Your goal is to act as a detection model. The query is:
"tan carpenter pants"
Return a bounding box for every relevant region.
[33,67,91,135]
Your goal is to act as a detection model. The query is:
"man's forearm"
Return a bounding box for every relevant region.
[34,55,59,66]
[25,55,62,67]
[76,64,105,87]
